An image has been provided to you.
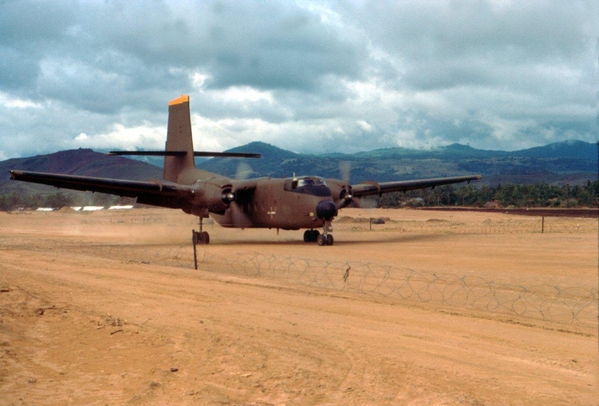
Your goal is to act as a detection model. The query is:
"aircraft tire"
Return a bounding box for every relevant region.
[317,234,326,246]
[303,230,312,242]
[201,231,210,244]
[192,231,201,245]
[304,230,320,242]
[326,234,334,246]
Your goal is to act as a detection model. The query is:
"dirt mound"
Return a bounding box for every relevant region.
[336,216,369,223]
[57,206,75,213]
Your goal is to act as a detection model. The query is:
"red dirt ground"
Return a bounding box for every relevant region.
[1,208,597,405]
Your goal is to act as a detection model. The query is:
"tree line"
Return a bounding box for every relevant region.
[379,180,598,208]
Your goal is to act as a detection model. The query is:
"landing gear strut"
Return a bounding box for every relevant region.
[193,216,210,244]
[315,220,334,246]
[191,215,210,270]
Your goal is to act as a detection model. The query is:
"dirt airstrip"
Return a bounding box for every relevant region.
[0,207,597,405]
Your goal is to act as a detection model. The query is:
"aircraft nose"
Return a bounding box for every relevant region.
[316,200,338,221]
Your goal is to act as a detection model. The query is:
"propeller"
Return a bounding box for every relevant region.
[221,186,254,228]
[229,202,252,228]
[331,161,354,210]
[339,161,351,183]
[351,180,380,208]
[345,161,385,209]
[335,161,380,209]
[355,195,378,209]
[235,161,254,180]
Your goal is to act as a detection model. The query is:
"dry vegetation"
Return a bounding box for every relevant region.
[0,208,597,405]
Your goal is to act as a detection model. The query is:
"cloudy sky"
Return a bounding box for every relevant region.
[1,0,597,160]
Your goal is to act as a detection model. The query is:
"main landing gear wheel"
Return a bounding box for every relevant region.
[326,234,334,246]
[303,229,320,242]
[316,234,334,246]
[193,231,210,245]
[317,234,326,246]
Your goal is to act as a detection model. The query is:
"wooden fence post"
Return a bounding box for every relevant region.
[541,216,544,234]
[192,229,198,270]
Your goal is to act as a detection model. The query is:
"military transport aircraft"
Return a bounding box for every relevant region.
[10,95,481,246]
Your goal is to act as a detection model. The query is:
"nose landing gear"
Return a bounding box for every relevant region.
[307,220,333,246]
[312,200,337,246]
[318,220,334,246]
[316,233,334,246]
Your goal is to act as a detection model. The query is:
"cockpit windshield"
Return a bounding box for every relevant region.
[284,176,331,197]
[297,178,325,188]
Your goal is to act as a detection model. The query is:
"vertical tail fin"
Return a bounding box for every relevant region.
[164,95,195,182]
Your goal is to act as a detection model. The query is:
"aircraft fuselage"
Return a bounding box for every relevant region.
[211,176,332,230]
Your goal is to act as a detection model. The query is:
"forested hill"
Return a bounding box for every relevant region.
[0,148,162,199]
[198,140,597,185]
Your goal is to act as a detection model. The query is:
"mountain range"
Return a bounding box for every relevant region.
[1,140,597,199]
[204,139,597,185]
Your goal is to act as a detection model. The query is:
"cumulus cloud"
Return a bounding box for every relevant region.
[0,0,596,160]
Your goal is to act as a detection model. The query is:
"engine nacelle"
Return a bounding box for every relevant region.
[190,181,234,212]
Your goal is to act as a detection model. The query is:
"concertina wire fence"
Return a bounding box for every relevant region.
[2,235,596,329]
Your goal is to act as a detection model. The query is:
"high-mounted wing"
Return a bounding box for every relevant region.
[351,175,481,197]
[8,170,195,209]
[108,151,261,158]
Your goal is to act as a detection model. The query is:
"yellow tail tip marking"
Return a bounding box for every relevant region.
[168,94,189,106]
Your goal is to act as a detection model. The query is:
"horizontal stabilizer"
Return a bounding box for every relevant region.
[109,151,261,158]
[109,151,186,156]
